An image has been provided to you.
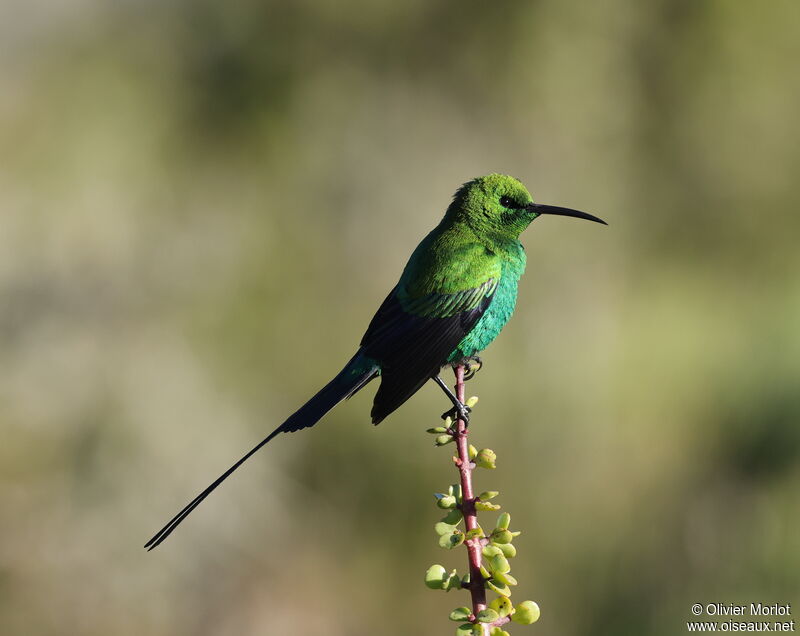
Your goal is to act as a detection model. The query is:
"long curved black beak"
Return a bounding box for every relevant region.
[528,204,607,225]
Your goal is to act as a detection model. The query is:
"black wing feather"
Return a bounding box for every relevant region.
[361,284,494,423]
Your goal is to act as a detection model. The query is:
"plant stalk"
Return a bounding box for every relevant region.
[452,365,489,634]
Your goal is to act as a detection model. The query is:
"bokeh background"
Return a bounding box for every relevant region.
[2,1,799,635]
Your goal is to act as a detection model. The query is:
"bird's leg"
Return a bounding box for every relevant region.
[433,375,471,428]
[462,356,483,382]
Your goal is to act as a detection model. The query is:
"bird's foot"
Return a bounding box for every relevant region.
[441,402,471,428]
[462,356,483,382]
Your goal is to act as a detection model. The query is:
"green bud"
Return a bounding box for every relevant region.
[465,527,484,540]
[442,509,463,525]
[452,484,463,502]
[468,444,478,460]
[476,501,501,511]
[439,530,465,549]
[493,570,518,587]
[443,416,453,428]
[490,628,510,636]
[488,553,510,574]
[436,434,454,446]
[476,448,497,469]
[482,545,503,559]
[510,531,521,538]
[490,529,513,544]
[466,396,479,408]
[427,426,448,434]
[496,513,511,530]
[424,564,447,589]
[435,521,458,536]
[436,495,457,509]
[449,607,472,622]
[512,601,540,625]
[497,542,517,558]
[460,573,471,587]
[476,609,499,623]
[478,490,499,501]
[488,595,513,618]
[486,578,512,597]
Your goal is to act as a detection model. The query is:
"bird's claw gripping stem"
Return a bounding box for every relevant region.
[433,374,472,427]
[442,403,471,427]
[462,356,483,382]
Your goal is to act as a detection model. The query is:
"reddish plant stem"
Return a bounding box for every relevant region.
[452,365,489,634]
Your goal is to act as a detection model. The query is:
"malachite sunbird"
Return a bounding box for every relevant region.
[145,173,605,549]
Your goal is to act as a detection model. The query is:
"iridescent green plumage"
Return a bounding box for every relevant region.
[360,174,537,422]
[145,174,605,549]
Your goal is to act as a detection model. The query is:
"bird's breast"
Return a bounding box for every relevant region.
[449,258,524,361]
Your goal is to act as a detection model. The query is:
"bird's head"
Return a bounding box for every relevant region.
[447,174,605,241]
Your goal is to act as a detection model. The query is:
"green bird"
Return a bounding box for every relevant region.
[145,173,605,549]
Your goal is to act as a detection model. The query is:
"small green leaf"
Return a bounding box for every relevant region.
[424,564,446,589]
[478,490,499,501]
[439,530,465,549]
[476,449,497,469]
[427,426,448,434]
[460,572,471,587]
[490,628,510,636]
[485,578,512,596]
[488,553,510,574]
[476,608,499,623]
[512,600,541,625]
[482,545,503,559]
[466,395,479,408]
[493,570,518,587]
[496,513,511,530]
[455,624,479,636]
[436,495,457,509]
[490,529,513,544]
[442,509,463,525]
[442,570,462,591]
[443,416,453,428]
[436,435,454,446]
[435,521,458,536]
[468,444,478,460]
[479,565,492,580]
[488,595,513,618]
[449,607,472,622]
[476,501,501,511]
[497,542,517,558]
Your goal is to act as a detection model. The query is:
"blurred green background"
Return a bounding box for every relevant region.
[2,1,799,635]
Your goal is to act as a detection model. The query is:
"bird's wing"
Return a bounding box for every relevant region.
[361,275,498,423]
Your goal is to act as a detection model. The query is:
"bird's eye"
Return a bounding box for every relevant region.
[500,196,515,209]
